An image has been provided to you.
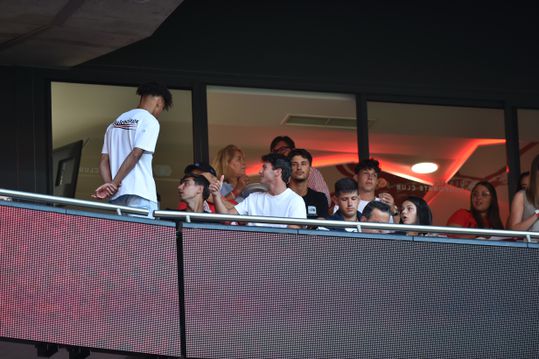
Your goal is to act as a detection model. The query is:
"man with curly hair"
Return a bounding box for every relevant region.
[93,82,172,216]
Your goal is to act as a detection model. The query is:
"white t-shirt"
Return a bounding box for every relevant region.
[102,108,160,202]
[234,188,307,228]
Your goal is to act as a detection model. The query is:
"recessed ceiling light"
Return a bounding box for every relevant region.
[411,162,438,174]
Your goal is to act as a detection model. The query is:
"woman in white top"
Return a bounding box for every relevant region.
[508,154,539,233]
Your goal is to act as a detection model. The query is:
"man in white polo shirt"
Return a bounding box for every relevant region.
[210,153,307,228]
[92,82,172,216]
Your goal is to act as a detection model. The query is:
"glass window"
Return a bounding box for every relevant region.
[367,101,507,226]
[51,82,193,210]
[207,86,357,200]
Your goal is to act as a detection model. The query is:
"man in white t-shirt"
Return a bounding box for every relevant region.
[92,82,172,216]
[210,153,307,228]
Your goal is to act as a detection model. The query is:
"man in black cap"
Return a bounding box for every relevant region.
[184,162,217,179]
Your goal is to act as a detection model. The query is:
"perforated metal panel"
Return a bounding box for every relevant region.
[0,204,181,357]
[183,227,539,359]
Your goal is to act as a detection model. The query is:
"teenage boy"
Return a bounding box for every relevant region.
[177,173,211,213]
[327,177,362,231]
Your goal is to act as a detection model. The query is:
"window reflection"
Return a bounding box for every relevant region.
[367,101,507,226]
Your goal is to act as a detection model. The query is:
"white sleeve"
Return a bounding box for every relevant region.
[101,125,111,154]
[134,117,160,153]
[234,195,250,215]
[290,196,307,219]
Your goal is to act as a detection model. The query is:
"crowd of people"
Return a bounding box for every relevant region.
[176,149,538,239]
[92,82,539,239]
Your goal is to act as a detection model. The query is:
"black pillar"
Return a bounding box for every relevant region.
[356,94,369,161]
[191,82,209,163]
[504,103,521,201]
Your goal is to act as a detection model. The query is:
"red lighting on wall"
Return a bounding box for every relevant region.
[244,139,506,185]
[245,153,358,176]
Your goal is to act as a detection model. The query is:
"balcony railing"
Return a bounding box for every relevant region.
[1,188,538,242]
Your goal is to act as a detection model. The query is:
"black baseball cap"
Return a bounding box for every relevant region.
[183,162,217,177]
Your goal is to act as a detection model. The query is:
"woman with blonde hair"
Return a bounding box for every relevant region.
[508,154,539,233]
[212,144,249,203]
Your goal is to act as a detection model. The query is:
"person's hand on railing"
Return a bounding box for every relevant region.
[92,182,118,200]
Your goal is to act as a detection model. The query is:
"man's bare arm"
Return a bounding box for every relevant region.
[93,148,144,200]
[98,154,113,183]
[99,153,112,183]
[110,147,144,187]
[288,224,302,229]
[210,175,238,215]
[93,154,116,199]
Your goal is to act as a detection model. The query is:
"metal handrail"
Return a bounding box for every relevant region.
[153,210,539,242]
[0,188,149,216]
[1,188,537,241]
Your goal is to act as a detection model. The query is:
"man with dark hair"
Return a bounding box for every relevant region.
[360,201,392,234]
[210,153,306,228]
[177,162,216,212]
[352,158,399,221]
[177,162,235,212]
[288,149,328,219]
[270,136,296,155]
[269,135,331,205]
[177,173,211,213]
[184,162,217,178]
[322,177,362,232]
[93,82,173,216]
